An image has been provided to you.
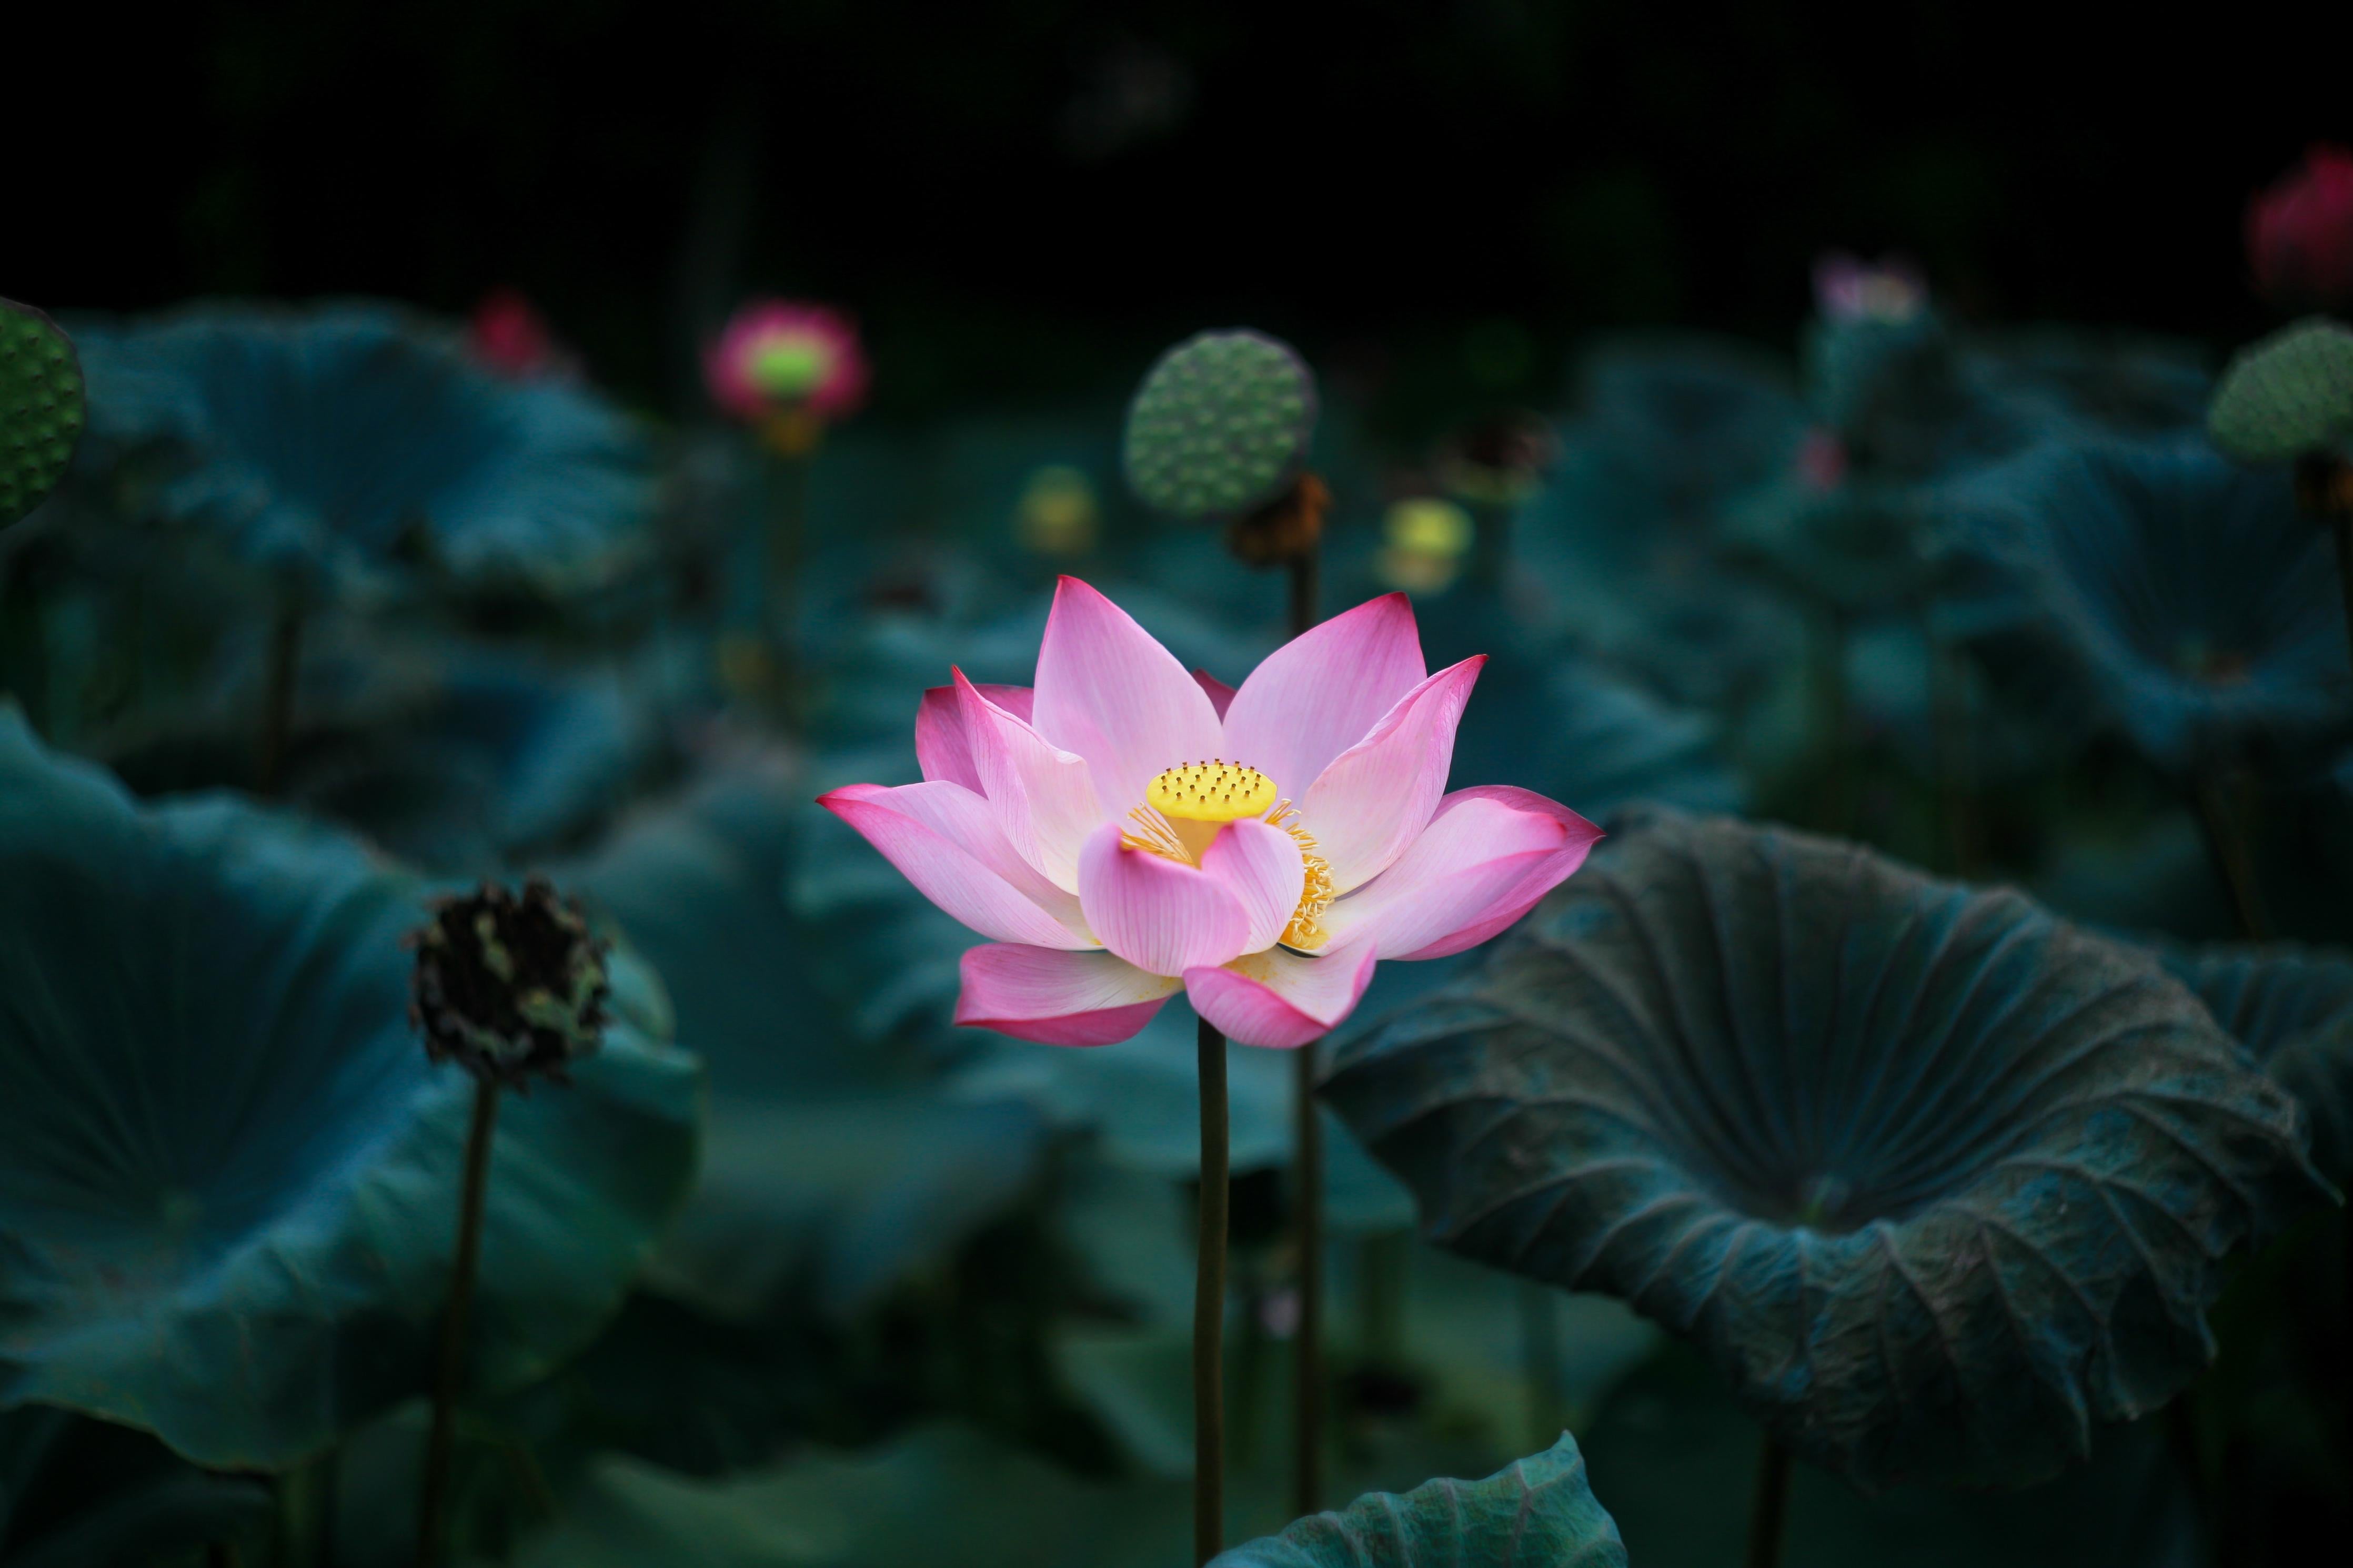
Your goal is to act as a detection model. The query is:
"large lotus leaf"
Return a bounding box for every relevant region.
[1211,1433,1625,1568]
[1573,337,1808,522]
[2157,943,2353,1184]
[507,1422,1190,1568]
[562,756,1050,1321]
[1964,330,2211,444]
[1932,433,2353,774]
[71,302,652,599]
[0,1407,273,1567]
[1322,807,2328,1491]
[1434,635,1745,822]
[0,714,702,1467]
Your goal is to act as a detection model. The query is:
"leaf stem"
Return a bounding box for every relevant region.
[417,1077,500,1568]
[1744,1434,1793,1568]
[257,591,302,796]
[1195,1015,1230,1567]
[2190,771,2272,942]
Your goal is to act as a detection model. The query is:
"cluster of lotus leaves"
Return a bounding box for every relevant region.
[0,712,701,1467]
[1932,432,2352,775]
[69,303,652,601]
[1323,808,2331,1491]
[1209,1433,1626,1567]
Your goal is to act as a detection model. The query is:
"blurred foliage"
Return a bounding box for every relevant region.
[5,262,2353,1567]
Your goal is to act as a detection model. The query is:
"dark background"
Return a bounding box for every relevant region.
[14,1,2353,433]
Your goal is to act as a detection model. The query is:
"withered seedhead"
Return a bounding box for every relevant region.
[407,877,610,1090]
[1224,471,1330,568]
[2294,451,2353,520]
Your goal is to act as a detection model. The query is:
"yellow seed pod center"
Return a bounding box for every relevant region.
[1148,760,1279,824]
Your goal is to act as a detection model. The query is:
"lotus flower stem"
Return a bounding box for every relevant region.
[2190,772,2273,942]
[1744,1435,1793,1568]
[1285,543,1325,1518]
[1292,1043,1324,1515]
[2330,514,2353,676]
[1195,1015,1230,1566]
[257,591,302,796]
[417,1077,500,1568]
[762,450,810,722]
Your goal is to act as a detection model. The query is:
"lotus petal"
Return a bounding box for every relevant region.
[1323,807,2328,1491]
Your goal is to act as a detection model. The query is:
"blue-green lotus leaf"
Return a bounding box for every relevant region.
[1,1406,273,1567]
[1574,338,1808,522]
[71,302,651,600]
[0,713,701,1467]
[2158,943,2353,1185]
[1932,433,2352,775]
[508,1421,1189,1568]
[562,759,1049,1320]
[1322,807,2328,1491]
[1211,1433,1625,1568]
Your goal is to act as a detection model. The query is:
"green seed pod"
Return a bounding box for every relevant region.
[2207,317,2353,464]
[0,299,86,530]
[408,878,610,1090]
[1123,328,1318,519]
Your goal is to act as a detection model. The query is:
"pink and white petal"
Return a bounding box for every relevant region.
[1192,669,1236,721]
[956,670,1104,891]
[1078,822,1251,977]
[1184,943,1381,1050]
[1198,816,1307,955]
[1221,593,1427,798]
[1031,578,1224,811]
[1303,655,1486,893]
[955,943,1179,1046]
[1319,786,1602,960]
[914,682,1032,791]
[825,780,1086,927]
[819,784,1093,949]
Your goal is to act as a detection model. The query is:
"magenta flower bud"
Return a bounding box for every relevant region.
[2247,145,2353,312]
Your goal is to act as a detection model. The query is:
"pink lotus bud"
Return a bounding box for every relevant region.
[705,300,870,434]
[468,288,572,379]
[1812,252,1928,326]
[2246,145,2353,311]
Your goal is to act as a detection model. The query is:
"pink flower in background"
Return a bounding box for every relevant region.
[705,300,870,426]
[818,580,1600,1049]
[468,288,575,379]
[1795,428,1849,491]
[2247,145,2353,311]
[1812,252,1928,325]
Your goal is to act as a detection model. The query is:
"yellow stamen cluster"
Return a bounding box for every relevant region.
[1270,801,1333,950]
[1119,765,1332,951]
[1148,760,1279,822]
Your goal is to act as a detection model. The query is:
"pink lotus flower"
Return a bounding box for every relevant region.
[2247,145,2353,311]
[705,300,870,425]
[818,580,1601,1049]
